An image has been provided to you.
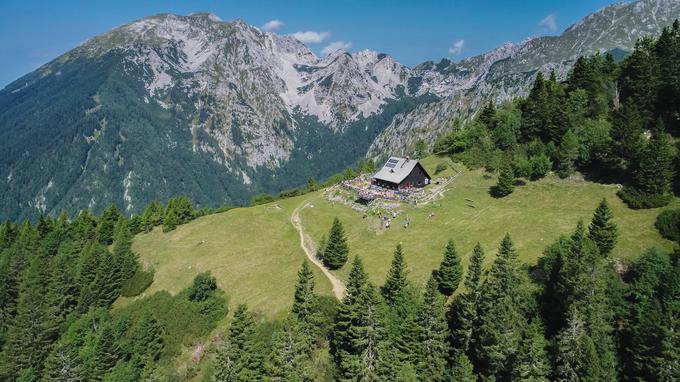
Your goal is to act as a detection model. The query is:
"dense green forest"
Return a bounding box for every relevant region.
[435,20,680,209]
[0,21,679,382]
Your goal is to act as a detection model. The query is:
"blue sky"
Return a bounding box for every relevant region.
[0,0,621,88]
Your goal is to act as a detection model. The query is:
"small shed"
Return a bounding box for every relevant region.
[372,157,432,190]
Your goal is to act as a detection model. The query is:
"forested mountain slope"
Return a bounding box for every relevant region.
[0,0,678,221]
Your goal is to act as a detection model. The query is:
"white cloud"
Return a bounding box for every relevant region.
[261,19,284,32]
[539,14,557,32]
[290,31,331,44]
[321,41,353,56]
[448,39,465,55]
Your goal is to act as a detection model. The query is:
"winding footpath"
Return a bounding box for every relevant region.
[291,201,346,300]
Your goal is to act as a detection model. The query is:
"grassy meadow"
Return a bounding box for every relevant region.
[129,194,333,319]
[130,156,677,318]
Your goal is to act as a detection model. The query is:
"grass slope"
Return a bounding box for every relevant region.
[130,195,333,319]
[300,157,677,288]
[131,157,677,318]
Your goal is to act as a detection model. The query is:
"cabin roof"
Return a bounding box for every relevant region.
[372,157,427,184]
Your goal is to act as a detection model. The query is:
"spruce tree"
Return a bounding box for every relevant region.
[112,218,138,284]
[96,205,122,245]
[588,198,618,256]
[493,164,515,197]
[381,244,409,304]
[331,257,368,380]
[448,243,485,353]
[353,283,388,382]
[264,317,313,382]
[435,240,463,296]
[656,316,680,381]
[92,322,120,379]
[555,308,602,382]
[557,129,580,178]
[129,313,164,368]
[610,100,646,170]
[72,210,98,243]
[472,234,526,381]
[95,250,125,308]
[522,72,549,142]
[42,342,85,382]
[215,304,263,382]
[633,123,675,199]
[450,352,476,381]
[655,21,680,133]
[0,254,59,379]
[141,202,164,233]
[323,218,349,270]
[416,276,450,382]
[291,260,317,332]
[512,319,550,382]
[162,209,179,232]
[478,100,497,129]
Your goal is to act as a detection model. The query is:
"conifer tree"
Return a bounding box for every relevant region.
[555,308,602,382]
[162,209,179,232]
[354,283,388,381]
[72,210,98,244]
[291,260,317,331]
[416,276,450,382]
[0,254,59,379]
[448,243,485,353]
[323,218,349,270]
[264,318,313,382]
[435,240,463,296]
[619,36,659,123]
[512,319,550,382]
[381,244,409,304]
[390,305,421,367]
[588,198,618,256]
[450,352,476,381]
[95,250,125,308]
[331,257,368,380]
[96,205,122,245]
[633,123,675,199]
[522,72,549,141]
[545,70,571,141]
[42,342,85,382]
[164,197,195,226]
[655,21,680,133]
[0,223,39,343]
[112,218,138,283]
[609,100,646,170]
[478,100,497,129]
[215,304,263,382]
[91,322,120,379]
[472,234,526,381]
[47,252,80,325]
[559,222,619,381]
[141,202,164,233]
[493,164,515,197]
[557,129,580,178]
[656,316,680,381]
[129,313,164,368]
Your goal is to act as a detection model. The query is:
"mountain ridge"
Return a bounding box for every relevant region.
[0,0,678,220]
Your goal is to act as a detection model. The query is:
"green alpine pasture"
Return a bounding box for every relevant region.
[131,157,677,318]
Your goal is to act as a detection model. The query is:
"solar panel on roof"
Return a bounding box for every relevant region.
[385,163,396,168]
[387,159,399,164]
